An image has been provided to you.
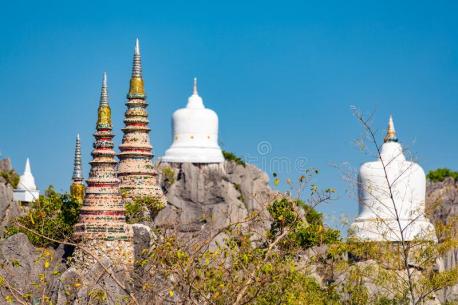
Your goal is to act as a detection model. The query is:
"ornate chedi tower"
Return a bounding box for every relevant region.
[350,115,436,242]
[70,134,85,204]
[118,39,165,203]
[73,73,133,268]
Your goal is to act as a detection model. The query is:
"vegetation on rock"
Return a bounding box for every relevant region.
[0,169,19,188]
[5,186,81,247]
[161,166,176,188]
[223,150,246,167]
[125,195,166,224]
[427,168,458,182]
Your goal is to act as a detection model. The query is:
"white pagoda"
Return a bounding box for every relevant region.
[13,158,40,202]
[161,78,224,163]
[350,116,436,242]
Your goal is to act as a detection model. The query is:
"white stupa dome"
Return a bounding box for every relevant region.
[350,116,436,242]
[13,158,40,202]
[161,78,224,163]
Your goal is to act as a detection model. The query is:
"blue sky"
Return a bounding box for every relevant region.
[1,0,457,229]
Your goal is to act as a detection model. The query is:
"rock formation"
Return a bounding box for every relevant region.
[155,161,274,243]
[426,177,458,302]
[0,159,24,235]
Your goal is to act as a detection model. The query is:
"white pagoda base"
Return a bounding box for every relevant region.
[13,189,39,203]
[161,147,224,164]
[350,217,437,242]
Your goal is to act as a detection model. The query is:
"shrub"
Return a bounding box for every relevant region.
[5,186,81,247]
[0,170,19,188]
[268,198,340,249]
[161,166,176,187]
[125,196,166,224]
[427,168,458,182]
[222,150,246,167]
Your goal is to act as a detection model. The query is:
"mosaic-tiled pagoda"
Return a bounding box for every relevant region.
[118,39,165,203]
[74,73,131,242]
[70,133,85,204]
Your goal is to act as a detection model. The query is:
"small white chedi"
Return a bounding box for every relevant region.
[350,116,436,242]
[13,158,40,202]
[161,78,224,163]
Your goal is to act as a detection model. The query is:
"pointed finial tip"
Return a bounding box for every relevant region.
[25,158,31,173]
[76,133,80,140]
[135,38,140,55]
[103,72,107,84]
[384,114,398,143]
[193,77,198,95]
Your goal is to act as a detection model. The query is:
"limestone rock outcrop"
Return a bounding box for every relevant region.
[155,161,274,242]
[426,177,458,302]
[0,159,24,235]
[0,233,66,305]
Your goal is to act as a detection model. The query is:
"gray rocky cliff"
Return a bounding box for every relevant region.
[155,161,274,243]
[0,233,66,305]
[0,159,23,235]
[426,177,458,302]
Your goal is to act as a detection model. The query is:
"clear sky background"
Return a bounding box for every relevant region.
[0,0,457,230]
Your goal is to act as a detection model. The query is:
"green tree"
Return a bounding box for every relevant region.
[5,186,81,247]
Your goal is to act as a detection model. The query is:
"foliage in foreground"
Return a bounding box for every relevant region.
[427,168,458,182]
[138,195,342,305]
[2,168,458,304]
[5,186,81,247]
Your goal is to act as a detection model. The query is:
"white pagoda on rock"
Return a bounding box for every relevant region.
[13,158,40,202]
[161,78,224,163]
[350,115,436,242]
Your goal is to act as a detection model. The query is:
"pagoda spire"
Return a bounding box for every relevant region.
[384,114,398,143]
[97,73,112,128]
[24,158,31,175]
[72,134,83,180]
[118,39,166,204]
[74,74,130,242]
[70,134,85,203]
[13,158,40,202]
[193,77,198,95]
[128,38,144,97]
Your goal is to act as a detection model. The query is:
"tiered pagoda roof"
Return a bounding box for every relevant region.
[118,39,165,202]
[74,73,130,241]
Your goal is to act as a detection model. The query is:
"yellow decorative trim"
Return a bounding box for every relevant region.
[70,183,85,204]
[129,77,145,96]
[97,105,112,126]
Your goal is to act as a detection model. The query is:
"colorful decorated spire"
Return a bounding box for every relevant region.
[118,39,166,203]
[74,74,130,241]
[128,38,145,97]
[70,133,85,203]
[384,114,398,143]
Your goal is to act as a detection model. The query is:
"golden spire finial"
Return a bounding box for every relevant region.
[193,77,198,95]
[129,39,145,97]
[384,114,398,143]
[97,73,112,127]
[71,133,85,203]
